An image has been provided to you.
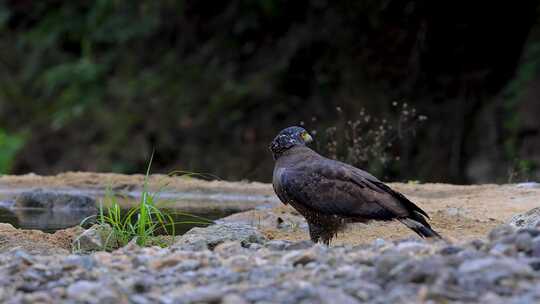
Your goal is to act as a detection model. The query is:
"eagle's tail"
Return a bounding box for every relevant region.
[399,213,442,239]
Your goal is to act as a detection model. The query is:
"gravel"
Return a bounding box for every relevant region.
[1,224,540,303]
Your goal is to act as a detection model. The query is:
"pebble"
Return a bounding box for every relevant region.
[281,250,317,266]
[265,240,290,251]
[394,240,433,255]
[509,207,540,229]
[515,232,533,252]
[439,245,463,255]
[488,224,516,241]
[532,237,540,258]
[222,293,249,304]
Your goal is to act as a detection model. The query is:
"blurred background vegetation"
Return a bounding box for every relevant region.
[1,0,539,183]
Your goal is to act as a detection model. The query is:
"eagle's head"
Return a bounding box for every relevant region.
[269,126,313,159]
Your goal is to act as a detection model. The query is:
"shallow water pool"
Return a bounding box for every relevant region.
[0,206,232,234]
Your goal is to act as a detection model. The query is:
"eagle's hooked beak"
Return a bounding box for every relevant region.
[301,132,313,144]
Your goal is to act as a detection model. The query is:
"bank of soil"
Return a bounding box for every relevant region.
[0,172,273,196]
[0,223,82,254]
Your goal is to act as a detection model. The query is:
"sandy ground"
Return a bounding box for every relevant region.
[222,183,540,244]
[0,173,539,250]
[0,172,272,195]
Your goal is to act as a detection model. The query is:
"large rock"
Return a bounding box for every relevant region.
[14,189,97,210]
[509,207,540,229]
[173,223,267,250]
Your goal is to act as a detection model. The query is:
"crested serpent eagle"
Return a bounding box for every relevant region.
[270,126,441,245]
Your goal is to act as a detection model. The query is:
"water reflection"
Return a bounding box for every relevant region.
[0,207,95,232]
[0,187,276,234]
[0,206,230,234]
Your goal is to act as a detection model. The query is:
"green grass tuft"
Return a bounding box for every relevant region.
[82,153,214,249]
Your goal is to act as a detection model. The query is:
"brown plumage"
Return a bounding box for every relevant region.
[270,126,441,245]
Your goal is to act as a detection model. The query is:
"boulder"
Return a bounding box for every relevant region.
[14,189,96,210]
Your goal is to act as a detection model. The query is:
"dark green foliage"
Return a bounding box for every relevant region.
[0,129,24,173]
[0,1,539,183]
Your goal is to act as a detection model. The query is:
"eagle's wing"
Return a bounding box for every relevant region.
[279,159,427,221]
